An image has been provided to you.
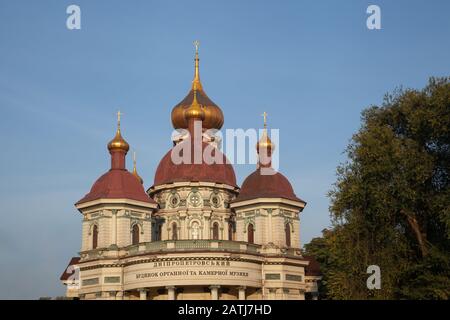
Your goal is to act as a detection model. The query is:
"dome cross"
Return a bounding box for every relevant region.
[261,111,268,129]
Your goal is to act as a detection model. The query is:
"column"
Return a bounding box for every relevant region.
[210,285,220,300]
[268,288,276,300]
[204,217,210,239]
[166,286,176,300]
[111,210,117,245]
[139,289,147,300]
[238,286,246,300]
[267,210,273,243]
[180,216,186,239]
[115,291,123,300]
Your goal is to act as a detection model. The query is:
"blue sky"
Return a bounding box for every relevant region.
[0,0,449,299]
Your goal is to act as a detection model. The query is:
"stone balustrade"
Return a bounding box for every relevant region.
[79,240,302,261]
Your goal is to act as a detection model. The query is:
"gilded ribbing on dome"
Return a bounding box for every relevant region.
[184,89,205,121]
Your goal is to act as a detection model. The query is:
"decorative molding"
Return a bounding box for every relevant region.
[284,216,295,232]
[130,211,142,218]
[243,217,255,232]
[130,220,144,234]
[244,211,255,217]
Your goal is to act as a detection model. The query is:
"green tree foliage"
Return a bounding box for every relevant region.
[305,77,450,299]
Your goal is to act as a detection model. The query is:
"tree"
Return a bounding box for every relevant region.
[303,229,333,299]
[307,77,450,299]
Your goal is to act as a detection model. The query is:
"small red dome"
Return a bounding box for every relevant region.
[234,167,304,202]
[76,169,155,205]
[153,142,237,187]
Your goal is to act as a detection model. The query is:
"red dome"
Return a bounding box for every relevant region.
[153,142,237,187]
[76,169,155,205]
[234,167,304,202]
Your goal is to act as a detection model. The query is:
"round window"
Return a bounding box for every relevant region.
[211,195,220,207]
[189,192,201,207]
[169,195,179,207]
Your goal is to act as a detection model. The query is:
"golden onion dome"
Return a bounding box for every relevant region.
[171,41,224,130]
[133,169,143,184]
[132,152,144,184]
[257,128,274,153]
[256,112,274,153]
[107,111,130,153]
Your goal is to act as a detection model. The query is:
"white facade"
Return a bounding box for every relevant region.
[62,182,321,300]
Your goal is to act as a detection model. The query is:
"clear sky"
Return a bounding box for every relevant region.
[0,0,449,299]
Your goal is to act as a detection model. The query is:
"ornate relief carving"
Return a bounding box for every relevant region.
[210,193,221,208]
[130,220,144,234]
[188,191,202,207]
[284,216,294,232]
[244,210,255,217]
[168,193,181,208]
[243,217,255,232]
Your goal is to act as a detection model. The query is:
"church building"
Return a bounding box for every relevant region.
[60,43,321,300]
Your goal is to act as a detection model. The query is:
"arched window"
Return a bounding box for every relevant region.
[132,224,140,245]
[172,222,178,240]
[191,221,200,240]
[92,225,98,249]
[157,224,162,241]
[247,223,254,244]
[285,223,291,247]
[228,222,234,241]
[212,222,219,240]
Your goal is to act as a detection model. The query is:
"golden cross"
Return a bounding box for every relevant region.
[117,110,123,127]
[261,111,268,128]
[193,40,200,53]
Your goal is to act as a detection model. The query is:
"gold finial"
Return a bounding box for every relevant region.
[262,111,268,129]
[192,40,203,91]
[132,151,143,184]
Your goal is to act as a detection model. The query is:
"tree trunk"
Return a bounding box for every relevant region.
[401,210,428,257]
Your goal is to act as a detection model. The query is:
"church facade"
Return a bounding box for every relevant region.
[60,44,321,300]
